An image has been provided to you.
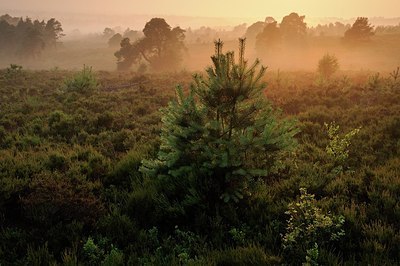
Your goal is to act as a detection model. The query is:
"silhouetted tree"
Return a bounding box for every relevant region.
[18,26,45,57]
[114,18,185,71]
[0,14,20,25]
[255,21,281,56]
[15,18,45,57]
[103,27,115,38]
[0,14,64,57]
[245,21,265,41]
[265,17,276,24]
[44,18,64,47]
[108,33,123,48]
[0,20,15,51]
[280,12,307,43]
[344,17,374,42]
[114,37,141,70]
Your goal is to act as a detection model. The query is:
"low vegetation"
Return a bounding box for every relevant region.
[0,35,399,264]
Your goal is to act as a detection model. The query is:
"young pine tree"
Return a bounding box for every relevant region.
[141,39,298,220]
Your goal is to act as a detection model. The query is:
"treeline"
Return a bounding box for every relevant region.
[164,13,393,44]
[110,13,381,72]
[253,14,374,55]
[0,14,64,58]
[375,23,400,35]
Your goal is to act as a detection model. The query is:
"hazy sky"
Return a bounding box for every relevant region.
[1,0,400,18]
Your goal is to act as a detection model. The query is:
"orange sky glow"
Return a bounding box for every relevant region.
[1,0,400,18]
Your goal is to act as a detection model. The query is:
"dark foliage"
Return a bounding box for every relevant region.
[114,18,185,72]
[344,17,375,43]
[0,14,64,58]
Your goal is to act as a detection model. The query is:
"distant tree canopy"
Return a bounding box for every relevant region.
[311,22,351,37]
[114,18,185,71]
[103,27,116,38]
[344,17,374,42]
[0,14,64,58]
[280,12,307,42]
[255,21,281,55]
[255,12,307,56]
[106,28,141,48]
[0,14,20,25]
[123,28,140,40]
[108,33,123,48]
[44,18,64,47]
[375,24,400,35]
[245,21,266,40]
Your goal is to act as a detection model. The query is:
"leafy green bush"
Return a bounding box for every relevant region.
[325,122,360,174]
[282,188,345,264]
[102,247,124,266]
[82,237,104,265]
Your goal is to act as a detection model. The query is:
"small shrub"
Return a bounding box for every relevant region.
[82,237,104,266]
[3,64,24,81]
[229,227,246,246]
[282,188,345,264]
[48,111,76,140]
[85,152,111,180]
[325,122,360,174]
[317,54,339,80]
[170,225,203,263]
[282,188,344,265]
[64,65,98,93]
[102,247,124,266]
[367,72,383,91]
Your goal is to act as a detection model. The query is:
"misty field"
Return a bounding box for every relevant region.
[1,12,400,266]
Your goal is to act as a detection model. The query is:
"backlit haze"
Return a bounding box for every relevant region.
[1,0,400,32]
[1,0,399,71]
[2,0,400,17]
